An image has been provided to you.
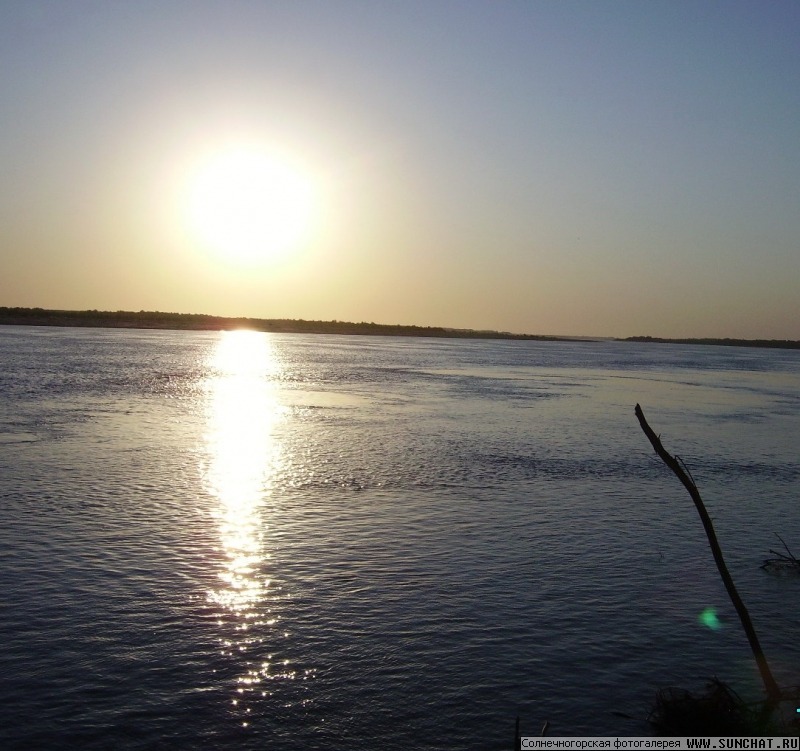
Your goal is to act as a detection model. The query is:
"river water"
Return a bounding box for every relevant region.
[1,326,798,748]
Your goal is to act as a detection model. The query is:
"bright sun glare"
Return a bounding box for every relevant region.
[184,145,316,266]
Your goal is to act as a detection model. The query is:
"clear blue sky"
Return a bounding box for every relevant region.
[1,0,798,337]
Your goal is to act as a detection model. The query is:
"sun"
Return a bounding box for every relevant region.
[183,144,316,266]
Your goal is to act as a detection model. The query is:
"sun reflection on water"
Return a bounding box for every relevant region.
[204,330,300,726]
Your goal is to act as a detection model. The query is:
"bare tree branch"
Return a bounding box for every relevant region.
[634,404,781,702]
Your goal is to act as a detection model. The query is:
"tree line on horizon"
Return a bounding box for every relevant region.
[0,306,562,341]
[2,307,797,348]
[624,335,800,350]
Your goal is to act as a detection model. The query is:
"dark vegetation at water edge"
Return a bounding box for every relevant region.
[623,335,800,350]
[761,535,800,574]
[0,307,573,342]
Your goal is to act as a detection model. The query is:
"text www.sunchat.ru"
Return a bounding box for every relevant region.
[520,738,800,750]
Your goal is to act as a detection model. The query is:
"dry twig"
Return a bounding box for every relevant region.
[634,404,781,703]
[761,533,800,573]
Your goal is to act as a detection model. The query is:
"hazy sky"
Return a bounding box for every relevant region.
[1,1,798,338]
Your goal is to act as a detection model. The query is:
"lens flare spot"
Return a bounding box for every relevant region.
[699,607,722,630]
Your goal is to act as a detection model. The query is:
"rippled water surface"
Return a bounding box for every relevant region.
[1,327,799,748]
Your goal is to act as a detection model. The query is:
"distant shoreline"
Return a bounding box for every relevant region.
[621,335,800,350]
[0,307,576,342]
[1,308,798,349]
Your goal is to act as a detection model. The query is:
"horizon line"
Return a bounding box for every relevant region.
[1,306,799,349]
